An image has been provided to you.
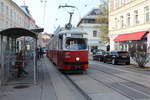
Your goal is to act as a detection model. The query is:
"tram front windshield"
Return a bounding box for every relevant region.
[65,38,87,50]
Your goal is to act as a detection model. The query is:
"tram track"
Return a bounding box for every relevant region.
[50,65,92,100]
[56,67,141,100]
[87,74,134,100]
[90,61,150,89]
[88,62,150,100]
[58,72,91,100]
[59,64,139,100]
[65,74,92,100]
[66,71,134,100]
[47,56,150,100]
[46,57,89,100]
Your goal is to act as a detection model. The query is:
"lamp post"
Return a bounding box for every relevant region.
[40,0,47,26]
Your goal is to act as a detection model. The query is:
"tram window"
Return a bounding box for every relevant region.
[59,38,63,49]
[65,38,87,50]
[59,35,63,39]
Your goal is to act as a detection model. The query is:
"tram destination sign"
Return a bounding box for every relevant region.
[71,34,83,38]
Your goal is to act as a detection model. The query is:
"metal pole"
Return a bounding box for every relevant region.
[15,38,17,52]
[12,38,15,52]
[69,12,73,24]
[58,4,76,25]
[1,35,4,85]
[0,35,2,86]
[33,38,37,84]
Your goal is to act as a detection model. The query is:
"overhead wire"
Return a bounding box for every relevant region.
[53,0,99,28]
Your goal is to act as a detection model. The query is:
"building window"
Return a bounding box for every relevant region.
[118,0,121,7]
[121,0,125,6]
[115,18,118,29]
[6,21,8,28]
[115,0,119,9]
[1,2,4,15]
[120,16,124,28]
[83,19,95,23]
[126,0,132,3]
[127,13,130,26]
[13,12,16,21]
[10,9,12,18]
[134,10,139,24]
[144,6,149,23]
[93,30,97,37]
[6,6,8,16]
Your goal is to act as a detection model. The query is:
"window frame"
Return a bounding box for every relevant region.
[126,13,130,26]
[93,30,97,37]
[134,10,139,24]
[144,6,149,23]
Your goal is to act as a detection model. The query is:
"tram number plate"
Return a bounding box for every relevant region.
[122,56,127,58]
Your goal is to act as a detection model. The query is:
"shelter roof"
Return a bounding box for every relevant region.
[0,28,37,39]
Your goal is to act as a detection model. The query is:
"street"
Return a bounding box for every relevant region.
[1,0,150,100]
[67,60,150,100]
[88,61,150,100]
[1,57,150,100]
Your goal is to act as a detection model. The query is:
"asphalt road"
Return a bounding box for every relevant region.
[87,60,150,100]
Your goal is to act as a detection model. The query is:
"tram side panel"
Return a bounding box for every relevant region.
[57,50,64,69]
[53,50,57,64]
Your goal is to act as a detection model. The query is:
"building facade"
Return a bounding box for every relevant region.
[109,0,150,51]
[77,9,106,53]
[0,0,38,51]
[38,33,51,48]
[0,0,38,30]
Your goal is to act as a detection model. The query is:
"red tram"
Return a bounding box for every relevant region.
[47,29,88,71]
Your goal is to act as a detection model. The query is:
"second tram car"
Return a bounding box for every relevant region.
[47,29,88,71]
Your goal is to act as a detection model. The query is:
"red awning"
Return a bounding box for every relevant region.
[114,31,148,42]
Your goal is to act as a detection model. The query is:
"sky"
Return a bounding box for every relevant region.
[13,0,100,33]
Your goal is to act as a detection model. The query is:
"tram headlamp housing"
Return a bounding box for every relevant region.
[76,57,80,61]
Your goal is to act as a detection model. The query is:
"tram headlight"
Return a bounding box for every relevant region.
[76,57,80,61]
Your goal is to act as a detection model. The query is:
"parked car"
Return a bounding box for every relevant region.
[93,50,106,61]
[92,49,103,55]
[103,51,130,65]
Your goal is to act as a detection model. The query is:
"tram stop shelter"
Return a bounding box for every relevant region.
[0,27,41,86]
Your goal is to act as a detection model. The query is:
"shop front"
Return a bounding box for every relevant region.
[113,31,148,52]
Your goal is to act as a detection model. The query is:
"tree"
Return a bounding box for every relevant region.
[129,40,150,67]
[96,0,109,44]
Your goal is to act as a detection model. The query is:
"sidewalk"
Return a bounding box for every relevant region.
[1,55,150,100]
[130,58,150,67]
[0,57,57,100]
